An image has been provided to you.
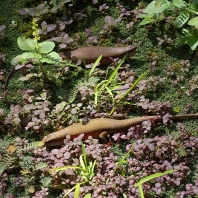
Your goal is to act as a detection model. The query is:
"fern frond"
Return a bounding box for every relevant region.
[19,141,44,152]
[0,139,10,152]
[35,162,48,171]
[0,154,15,175]
[68,87,78,104]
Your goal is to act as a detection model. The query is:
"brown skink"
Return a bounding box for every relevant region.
[59,46,137,65]
[42,114,198,144]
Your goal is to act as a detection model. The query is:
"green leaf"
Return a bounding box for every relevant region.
[19,141,44,152]
[22,52,41,59]
[176,11,189,28]
[188,16,198,26]
[79,154,86,170]
[105,86,115,105]
[181,35,198,51]
[84,193,92,198]
[187,36,198,51]
[0,139,10,150]
[11,55,27,66]
[74,183,81,198]
[143,0,170,14]
[41,52,61,64]
[40,177,52,188]
[88,55,102,77]
[187,4,198,14]
[38,41,55,53]
[17,36,36,51]
[135,170,175,186]
[81,141,88,169]
[182,28,190,36]
[52,165,81,172]
[140,17,156,26]
[117,70,149,104]
[173,0,186,8]
[105,54,126,87]
[35,162,48,170]
[0,154,15,175]
[122,193,127,198]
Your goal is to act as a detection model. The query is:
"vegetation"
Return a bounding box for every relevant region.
[0,0,198,197]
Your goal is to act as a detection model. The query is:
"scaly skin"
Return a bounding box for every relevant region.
[59,46,137,65]
[42,114,198,144]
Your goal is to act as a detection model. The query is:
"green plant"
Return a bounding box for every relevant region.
[11,18,70,82]
[0,139,45,175]
[134,170,176,198]
[49,141,96,198]
[94,55,127,106]
[139,0,198,51]
[110,69,150,115]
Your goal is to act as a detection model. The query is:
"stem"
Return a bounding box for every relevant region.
[39,61,50,82]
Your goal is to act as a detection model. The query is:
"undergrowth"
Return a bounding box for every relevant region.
[0,0,198,197]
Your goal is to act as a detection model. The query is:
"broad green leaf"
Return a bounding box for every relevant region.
[38,41,55,53]
[41,52,61,64]
[22,52,41,59]
[143,0,170,14]
[173,0,186,8]
[188,16,198,26]
[11,55,27,65]
[140,17,156,26]
[17,36,36,51]
[176,11,189,28]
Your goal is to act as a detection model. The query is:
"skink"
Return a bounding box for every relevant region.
[42,114,198,145]
[59,46,137,65]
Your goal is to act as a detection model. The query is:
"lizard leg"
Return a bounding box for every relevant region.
[99,131,109,144]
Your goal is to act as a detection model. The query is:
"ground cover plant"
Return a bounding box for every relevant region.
[0,0,198,197]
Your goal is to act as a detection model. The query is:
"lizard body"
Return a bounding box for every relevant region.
[42,114,198,144]
[59,46,137,65]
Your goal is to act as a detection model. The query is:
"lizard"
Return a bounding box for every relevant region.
[3,46,136,102]
[59,45,137,65]
[42,114,198,146]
